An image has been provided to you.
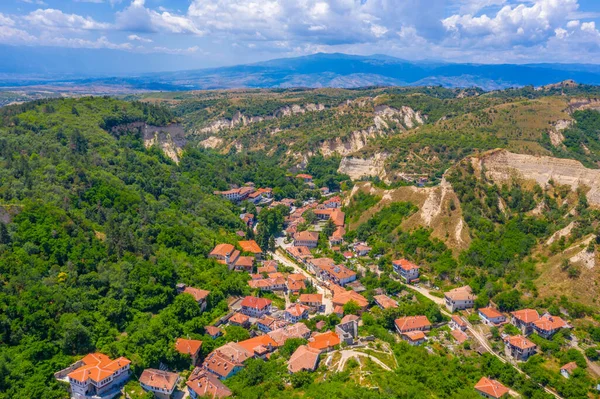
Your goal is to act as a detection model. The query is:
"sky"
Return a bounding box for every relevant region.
[1,0,600,72]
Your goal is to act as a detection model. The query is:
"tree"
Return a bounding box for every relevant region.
[268,235,276,252]
[585,347,599,361]
[290,370,313,388]
[323,219,335,238]
[280,338,308,358]
[343,300,360,316]
[69,129,88,155]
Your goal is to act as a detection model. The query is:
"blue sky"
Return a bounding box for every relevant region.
[1,0,600,72]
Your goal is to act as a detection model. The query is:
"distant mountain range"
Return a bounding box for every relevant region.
[3,50,600,91]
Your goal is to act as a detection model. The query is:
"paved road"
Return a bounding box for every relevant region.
[402,283,563,399]
[271,248,334,314]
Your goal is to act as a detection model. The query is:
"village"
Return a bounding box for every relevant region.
[55,174,586,399]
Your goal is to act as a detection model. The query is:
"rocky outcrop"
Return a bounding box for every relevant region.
[548,119,572,147]
[198,103,325,134]
[338,154,387,180]
[476,149,600,206]
[199,136,224,149]
[373,105,426,130]
[320,127,379,156]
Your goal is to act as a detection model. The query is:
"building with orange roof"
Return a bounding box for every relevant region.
[256,315,289,333]
[139,369,180,399]
[287,345,321,374]
[532,314,569,339]
[373,294,398,310]
[296,173,313,182]
[510,309,540,335]
[299,294,324,312]
[60,353,131,399]
[394,316,432,334]
[324,196,341,208]
[450,315,467,331]
[248,277,286,292]
[474,377,509,398]
[286,278,306,294]
[175,338,203,366]
[186,367,232,398]
[205,326,222,339]
[233,256,254,272]
[354,243,371,257]
[308,331,341,353]
[560,362,578,379]
[332,290,369,312]
[240,296,272,318]
[333,305,344,317]
[257,264,278,274]
[451,329,468,344]
[444,286,475,312]
[268,323,311,346]
[401,331,427,346]
[392,259,420,283]
[237,335,279,359]
[239,240,263,259]
[177,285,211,311]
[287,246,313,263]
[202,344,249,380]
[504,335,536,361]
[293,231,320,248]
[478,307,507,326]
[229,312,251,328]
[209,243,239,266]
[284,304,310,323]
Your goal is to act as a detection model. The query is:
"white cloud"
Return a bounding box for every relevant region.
[128,34,152,42]
[442,0,580,46]
[116,0,203,35]
[25,9,111,31]
[0,13,15,27]
[0,26,36,44]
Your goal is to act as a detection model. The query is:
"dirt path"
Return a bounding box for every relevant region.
[336,349,392,372]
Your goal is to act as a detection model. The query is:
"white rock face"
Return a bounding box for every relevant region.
[374,105,426,129]
[548,119,572,147]
[338,153,387,180]
[478,149,600,206]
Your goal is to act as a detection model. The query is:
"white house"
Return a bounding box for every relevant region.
[444,286,475,312]
[59,353,131,399]
[392,259,420,283]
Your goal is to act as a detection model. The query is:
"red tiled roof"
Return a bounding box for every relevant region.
[210,243,235,257]
[139,369,179,391]
[451,315,467,328]
[445,286,475,301]
[479,307,504,319]
[237,335,279,354]
[296,174,313,179]
[205,326,222,337]
[175,338,202,356]
[451,329,468,344]
[67,353,131,383]
[239,240,262,254]
[392,259,419,271]
[240,296,272,310]
[505,335,536,350]
[234,256,254,268]
[299,294,323,304]
[308,331,341,351]
[561,362,578,373]
[394,316,431,333]
[340,314,359,324]
[287,345,321,373]
[268,323,311,346]
[288,246,313,259]
[510,309,540,323]
[183,287,210,302]
[229,313,250,325]
[402,331,426,341]
[287,279,306,292]
[293,231,319,242]
[332,290,369,308]
[373,294,398,309]
[203,345,248,378]
[474,377,509,399]
[532,315,568,331]
[286,304,309,318]
[186,368,232,398]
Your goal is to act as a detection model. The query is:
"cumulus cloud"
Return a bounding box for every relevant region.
[25,9,111,31]
[442,0,580,46]
[116,0,203,35]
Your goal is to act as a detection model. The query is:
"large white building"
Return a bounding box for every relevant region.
[444,286,475,312]
[56,353,131,399]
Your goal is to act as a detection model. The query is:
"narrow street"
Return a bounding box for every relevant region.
[271,248,334,314]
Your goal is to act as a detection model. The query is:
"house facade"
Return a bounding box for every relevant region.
[60,353,131,399]
[444,286,475,312]
[478,307,506,326]
[510,309,540,336]
[240,296,272,318]
[504,335,536,361]
[392,259,420,283]
[139,369,180,399]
